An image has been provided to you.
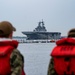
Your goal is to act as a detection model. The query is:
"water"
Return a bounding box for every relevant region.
[18,43,56,75]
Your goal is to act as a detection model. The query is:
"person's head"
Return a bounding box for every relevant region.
[0,21,16,38]
[67,28,75,37]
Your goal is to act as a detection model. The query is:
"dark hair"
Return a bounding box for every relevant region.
[0,30,10,38]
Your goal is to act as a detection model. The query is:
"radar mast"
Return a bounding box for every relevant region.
[33,20,47,32]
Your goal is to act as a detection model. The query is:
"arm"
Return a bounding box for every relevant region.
[47,57,57,75]
[10,49,24,75]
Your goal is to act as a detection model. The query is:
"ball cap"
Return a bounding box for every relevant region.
[68,28,75,37]
[0,21,16,36]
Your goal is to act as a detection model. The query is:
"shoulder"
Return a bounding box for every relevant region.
[10,48,24,63]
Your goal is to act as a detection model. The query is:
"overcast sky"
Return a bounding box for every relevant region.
[0,0,75,36]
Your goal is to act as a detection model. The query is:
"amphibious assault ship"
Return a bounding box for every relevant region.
[22,20,61,40]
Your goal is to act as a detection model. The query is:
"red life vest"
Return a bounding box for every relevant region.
[0,40,26,75]
[51,38,75,75]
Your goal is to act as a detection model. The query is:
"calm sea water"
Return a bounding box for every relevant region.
[18,43,56,75]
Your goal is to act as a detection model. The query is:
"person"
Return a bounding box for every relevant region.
[47,28,75,75]
[0,21,26,75]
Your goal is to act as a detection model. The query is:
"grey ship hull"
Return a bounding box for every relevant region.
[22,31,61,40]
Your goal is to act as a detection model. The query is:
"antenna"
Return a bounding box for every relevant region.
[41,19,44,26]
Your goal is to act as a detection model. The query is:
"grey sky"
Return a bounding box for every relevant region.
[0,0,75,36]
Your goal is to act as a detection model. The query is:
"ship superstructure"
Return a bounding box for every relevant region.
[33,20,47,32]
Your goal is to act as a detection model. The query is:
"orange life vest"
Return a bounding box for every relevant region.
[0,40,26,75]
[51,38,75,75]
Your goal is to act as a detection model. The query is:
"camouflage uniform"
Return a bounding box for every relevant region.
[10,49,24,75]
[47,57,57,75]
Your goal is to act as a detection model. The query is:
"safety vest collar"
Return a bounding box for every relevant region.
[56,38,75,45]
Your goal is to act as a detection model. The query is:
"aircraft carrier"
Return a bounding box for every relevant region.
[22,20,61,40]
